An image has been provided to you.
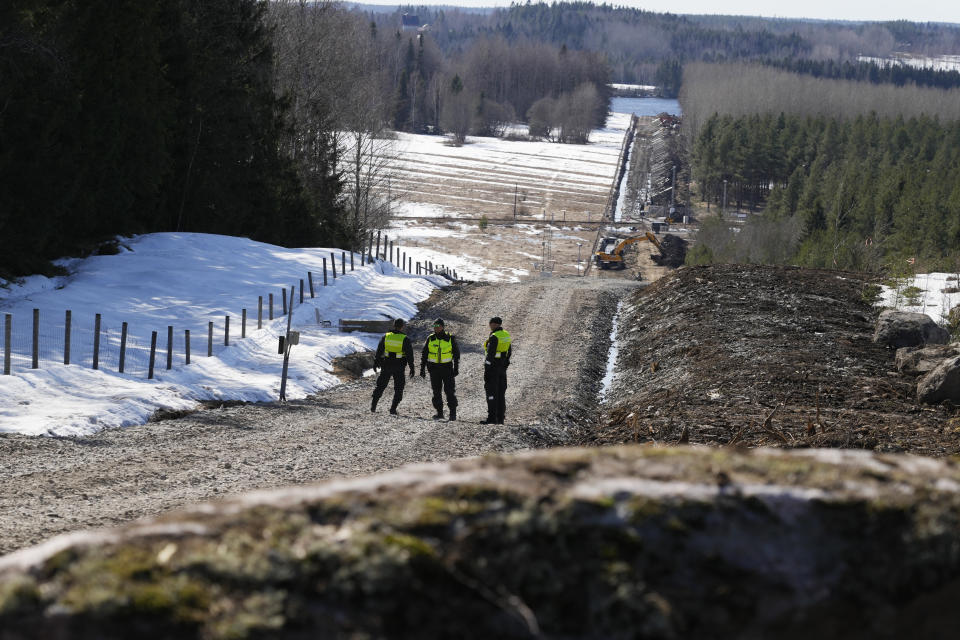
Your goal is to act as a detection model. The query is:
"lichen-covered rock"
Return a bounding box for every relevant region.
[895,344,960,376]
[873,310,949,348]
[2,446,960,640]
[917,354,960,405]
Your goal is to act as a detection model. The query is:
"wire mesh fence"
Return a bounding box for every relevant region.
[1,238,459,381]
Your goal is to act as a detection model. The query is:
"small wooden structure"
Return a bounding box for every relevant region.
[338,319,395,334]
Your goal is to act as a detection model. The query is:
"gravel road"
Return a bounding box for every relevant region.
[0,277,638,555]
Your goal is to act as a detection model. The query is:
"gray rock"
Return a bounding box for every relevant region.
[895,344,960,376]
[873,310,949,348]
[917,354,960,404]
[2,446,960,640]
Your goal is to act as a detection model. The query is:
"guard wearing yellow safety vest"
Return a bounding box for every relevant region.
[371,318,415,415]
[482,316,512,425]
[420,318,460,421]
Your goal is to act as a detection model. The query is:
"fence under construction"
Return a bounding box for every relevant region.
[1,233,460,380]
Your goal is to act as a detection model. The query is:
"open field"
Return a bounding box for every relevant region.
[391,113,631,221]
[382,112,690,282]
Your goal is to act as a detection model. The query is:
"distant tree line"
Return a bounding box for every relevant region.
[366,28,612,140]
[688,112,960,271]
[0,0,348,279]
[365,3,960,89]
[762,58,960,91]
[680,63,960,145]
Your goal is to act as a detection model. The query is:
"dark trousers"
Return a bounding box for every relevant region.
[373,364,406,409]
[484,366,507,423]
[428,365,457,413]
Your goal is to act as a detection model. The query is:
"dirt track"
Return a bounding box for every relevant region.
[0,277,637,555]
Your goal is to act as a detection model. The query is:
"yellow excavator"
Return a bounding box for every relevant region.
[594,231,661,269]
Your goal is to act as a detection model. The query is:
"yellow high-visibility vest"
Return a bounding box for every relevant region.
[427,335,454,363]
[384,332,405,357]
[484,329,511,358]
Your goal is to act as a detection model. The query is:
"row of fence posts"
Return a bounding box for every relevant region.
[369,230,459,281]
[2,232,459,377]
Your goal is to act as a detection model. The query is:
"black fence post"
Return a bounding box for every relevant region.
[64,310,71,365]
[369,232,375,263]
[300,279,304,304]
[148,331,157,380]
[350,251,354,271]
[207,321,213,357]
[225,315,230,346]
[119,322,128,373]
[308,272,315,298]
[331,252,337,280]
[185,329,191,365]
[323,259,328,286]
[93,314,101,370]
[281,288,288,315]
[242,309,247,339]
[31,308,39,369]
[258,296,263,329]
[166,325,173,370]
[376,230,382,259]
[3,314,11,375]
[287,285,295,335]
[269,293,274,320]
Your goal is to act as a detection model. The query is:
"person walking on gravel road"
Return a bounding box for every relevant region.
[371,318,415,415]
[482,316,512,425]
[420,318,460,421]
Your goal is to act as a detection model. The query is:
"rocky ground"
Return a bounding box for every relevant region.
[593,264,960,454]
[2,445,959,639]
[0,277,636,555]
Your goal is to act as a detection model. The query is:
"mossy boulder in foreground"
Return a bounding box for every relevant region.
[2,446,960,639]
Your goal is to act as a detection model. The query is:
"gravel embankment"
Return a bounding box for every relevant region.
[0,277,639,554]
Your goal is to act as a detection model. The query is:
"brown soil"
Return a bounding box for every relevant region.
[591,264,960,455]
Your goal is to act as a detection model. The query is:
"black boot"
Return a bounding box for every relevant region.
[448,407,456,421]
[389,402,399,415]
[370,397,378,413]
[433,411,444,420]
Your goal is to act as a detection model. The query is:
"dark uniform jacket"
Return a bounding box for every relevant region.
[375,332,415,371]
[420,332,461,370]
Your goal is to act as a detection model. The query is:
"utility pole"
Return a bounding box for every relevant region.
[670,166,676,208]
[513,184,518,221]
[722,179,728,218]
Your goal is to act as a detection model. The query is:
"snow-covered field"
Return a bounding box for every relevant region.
[857,54,960,73]
[0,233,441,436]
[389,113,631,221]
[881,272,960,325]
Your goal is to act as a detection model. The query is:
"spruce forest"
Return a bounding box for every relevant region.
[3,1,960,278]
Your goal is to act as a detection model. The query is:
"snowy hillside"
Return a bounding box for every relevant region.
[0,233,441,436]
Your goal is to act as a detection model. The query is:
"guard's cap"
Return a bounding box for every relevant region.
[394,318,405,330]
[433,318,445,327]
[489,316,502,325]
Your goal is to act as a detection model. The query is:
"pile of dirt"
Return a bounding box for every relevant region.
[651,234,688,267]
[3,446,960,640]
[591,264,960,455]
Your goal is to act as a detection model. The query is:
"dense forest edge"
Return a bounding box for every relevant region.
[3,0,960,279]
[681,62,960,273]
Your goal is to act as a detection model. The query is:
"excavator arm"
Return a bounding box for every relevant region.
[594,232,661,268]
[611,231,661,255]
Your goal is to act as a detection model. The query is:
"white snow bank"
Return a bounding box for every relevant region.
[0,233,442,436]
[879,272,960,326]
